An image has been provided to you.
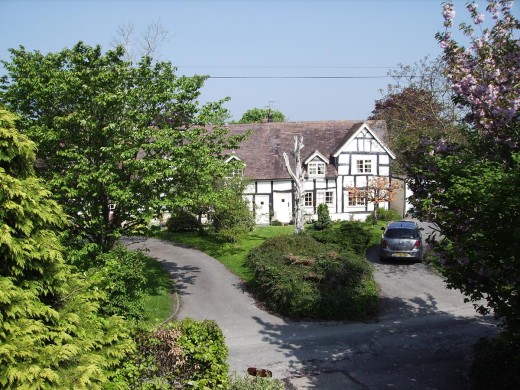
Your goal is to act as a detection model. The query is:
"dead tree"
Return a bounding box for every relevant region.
[283,135,306,234]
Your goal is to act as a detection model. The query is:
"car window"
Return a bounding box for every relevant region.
[384,228,418,239]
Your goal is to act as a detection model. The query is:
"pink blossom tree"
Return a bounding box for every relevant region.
[406,0,520,336]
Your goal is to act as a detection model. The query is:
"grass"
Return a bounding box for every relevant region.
[159,225,294,282]
[140,254,175,326]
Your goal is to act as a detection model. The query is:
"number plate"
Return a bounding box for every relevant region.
[393,252,409,257]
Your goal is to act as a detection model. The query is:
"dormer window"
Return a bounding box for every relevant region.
[308,161,326,176]
[305,150,328,177]
[225,154,245,178]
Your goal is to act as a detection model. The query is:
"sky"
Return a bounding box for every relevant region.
[1,0,518,122]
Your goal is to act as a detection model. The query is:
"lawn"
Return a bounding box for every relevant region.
[159,225,294,282]
[140,254,176,326]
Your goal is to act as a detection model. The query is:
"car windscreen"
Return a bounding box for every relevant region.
[384,228,418,239]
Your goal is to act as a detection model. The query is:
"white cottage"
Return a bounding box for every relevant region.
[224,120,396,224]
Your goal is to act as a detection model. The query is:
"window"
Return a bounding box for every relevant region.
[229,167,244,177]
[348,191,366,206]
[308,161,326,176]
[317,190,334,206]
[304,192,313,207]
[356,159,372,174]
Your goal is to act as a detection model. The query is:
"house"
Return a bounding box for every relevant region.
[224,120,396,224]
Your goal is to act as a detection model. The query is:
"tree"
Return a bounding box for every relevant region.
[111,21,170,62]
[370,56,462,172]
[0,42,244,256]
[283,136,306,234]
[345,176,399,224]
[0,109,134,388]
[405,0,520,335]
[235,107,285,123]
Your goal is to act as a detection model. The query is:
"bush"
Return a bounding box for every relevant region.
[309,220,372,256]
[228,373,285,390]
[470,335,520,390]
[366,208,401,224]
[313,203,332,230]
[213,196,255,243]
[166,209,201,233]
[246,235,378,320]
[97,244,147,320]
[132,318,228,389]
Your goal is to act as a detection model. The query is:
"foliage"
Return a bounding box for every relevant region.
[132,318,228,389]
[313,203,332,230]
[404,0,520,336]
[0,42,245,256]
[345,176,399,224]
[370,56,463,173]
[227,373,285,390]
[96,244,148,321]
[166,209,202,233]
[470,335,519,390]
[246,235,378,319]
[235,107,285,123]
[0,109,134,389]
[309,220,372,256]
[212,179,255,243]
[365,207,401,224]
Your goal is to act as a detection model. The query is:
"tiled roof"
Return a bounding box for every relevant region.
[223,120,388,180]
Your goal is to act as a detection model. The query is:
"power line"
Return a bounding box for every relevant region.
[208,75,392,79]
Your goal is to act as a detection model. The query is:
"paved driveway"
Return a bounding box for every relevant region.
[124,236,497,389]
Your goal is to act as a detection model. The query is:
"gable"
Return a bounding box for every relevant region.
[333,123,396,159]
[304,150,329,165]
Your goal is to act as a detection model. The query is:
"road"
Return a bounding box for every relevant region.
[124,230,497,390]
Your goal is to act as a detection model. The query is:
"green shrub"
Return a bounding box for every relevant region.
[97,244,147,320]
[470,335,520,390]
[313,203,332,230]
[132,318,228,389]
[309,220,372,256]
[166,209,201,233]
[213,195,255,243]
[246,235,378,320]
[228,373,285,390]
[270,219,283,226]
[366,208,401,224]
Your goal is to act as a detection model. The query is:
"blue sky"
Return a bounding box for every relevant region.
[1,0,518,122]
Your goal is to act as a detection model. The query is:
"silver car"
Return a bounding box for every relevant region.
[380,220,423,262]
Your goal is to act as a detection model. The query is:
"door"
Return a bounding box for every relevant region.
[273,192,292,223]
[254,195,270,225]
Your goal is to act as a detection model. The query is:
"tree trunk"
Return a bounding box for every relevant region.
[283,136,306,234]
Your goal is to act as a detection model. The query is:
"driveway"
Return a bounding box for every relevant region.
[124,234,497,389]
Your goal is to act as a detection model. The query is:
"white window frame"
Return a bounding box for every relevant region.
[317,190,334,207]
[356,159,372,174]
[304,192,313,207]
[348,191,366,207]
[229,166,244,177]
[308,161,326,176]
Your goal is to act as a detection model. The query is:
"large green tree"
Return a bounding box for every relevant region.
[406,0,520,335]
[0,109,134,389]
[0,42,244,255]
